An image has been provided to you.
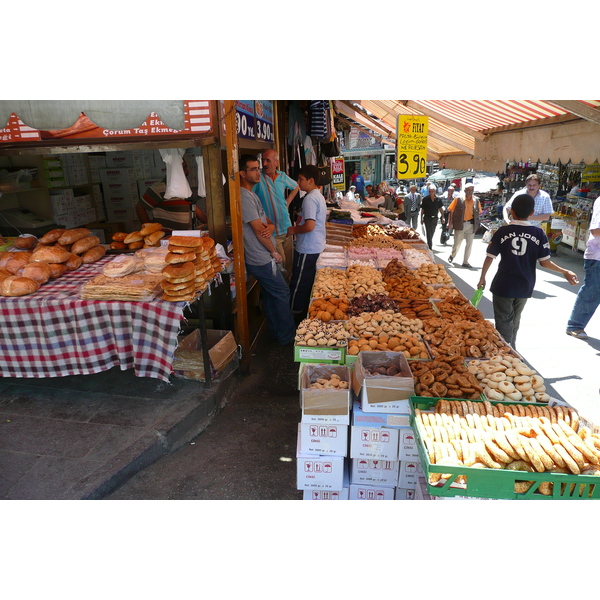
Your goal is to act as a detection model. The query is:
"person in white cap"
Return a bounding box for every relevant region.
[446,181,482,268]
[345,185,358,202]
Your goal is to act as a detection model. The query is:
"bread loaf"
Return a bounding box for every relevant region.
[123,231,143,244]
[110,241,127,250]
[39,229,66,244]
[162,290,196,302]
[57,228,91,245]
[65,253,83,271]
[139,222,163,236]
[128,241,144,250]
[144,230,165,246]
[168,235,203,248]
[81,245,107,264]
[5,252,32,274]
[162,261,195,281]
[12,235,38,250]
[0,252,11,268]
[0,267,12,282]
[30,245,71,264]
[165,251,197,264]
[48,263,67,278]
[20,261,52,284]
[71,235,100,255]
[112,232,128,242]
[0,275,39,296]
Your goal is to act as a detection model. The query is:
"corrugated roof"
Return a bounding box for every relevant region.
[348,100,600,159]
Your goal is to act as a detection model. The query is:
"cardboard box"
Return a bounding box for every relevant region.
[349,484,395,500]
[303,488,349,500]
[102,180,139,200]
[397,459,424,489]
[352,400,412,431]
[300,364,351,425]
[88,154,107,169]
[398,427,420,461]
[299,422,348,457]
[351,352,415,414]
[394,487,417,500]
[99,167,136,183]
[296,430,346,490]
[104,151,134,168]
[104,205,136,223]
[172,329,238,382]
[137,178,163,197]
[350,458,399,487]
[350,424,399,461]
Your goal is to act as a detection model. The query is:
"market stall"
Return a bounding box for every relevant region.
[293,223,600,501]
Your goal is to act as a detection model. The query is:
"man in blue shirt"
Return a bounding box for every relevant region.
[287,164,327,319]
[353,170,365,197]
[478,194,577,349]
[253,148,299,276]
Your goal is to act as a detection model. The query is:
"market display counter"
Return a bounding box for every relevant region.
[0,255,186,382]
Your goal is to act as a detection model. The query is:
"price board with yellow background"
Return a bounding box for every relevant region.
[396,115,428,179]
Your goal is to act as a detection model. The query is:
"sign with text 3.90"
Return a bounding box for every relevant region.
[236,101,255,140]
[255,100,274,142]
[396,115,428,179]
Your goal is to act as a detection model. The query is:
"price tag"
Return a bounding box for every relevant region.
[396,115,428,179]
[236,101,255,140]
[255,100,274,142]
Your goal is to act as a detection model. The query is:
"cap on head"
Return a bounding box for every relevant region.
[428,184,437,190]
[464,182,475,189]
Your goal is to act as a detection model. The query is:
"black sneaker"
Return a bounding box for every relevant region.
[448,255,454,264]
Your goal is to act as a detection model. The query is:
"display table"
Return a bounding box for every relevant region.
[0,255,186,382]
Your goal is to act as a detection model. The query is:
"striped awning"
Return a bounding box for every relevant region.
[348,100,600,159]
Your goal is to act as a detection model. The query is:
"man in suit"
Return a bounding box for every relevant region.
[403,184,422,230]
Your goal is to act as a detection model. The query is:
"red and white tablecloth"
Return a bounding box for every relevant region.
[0,256,186,382]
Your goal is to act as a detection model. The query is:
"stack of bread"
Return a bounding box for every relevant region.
[110,223,165,250]
[160,235,221,302]
[0,228,106,297]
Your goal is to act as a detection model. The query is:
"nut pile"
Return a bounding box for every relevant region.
[295,319,350,347]
[411,356,484,399]
[466,355,550,403]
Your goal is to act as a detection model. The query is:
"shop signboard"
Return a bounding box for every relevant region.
[0,101,213,144]
[235,101,255,140]
[583,161,600,182]
[396,115,428,179]
[255,100,274,143]
[331,156,345,190]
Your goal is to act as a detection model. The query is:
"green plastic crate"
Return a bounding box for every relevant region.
[409,396,600,500]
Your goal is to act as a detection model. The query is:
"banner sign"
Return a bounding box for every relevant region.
[255,100,274,142]
[583,161,600,182]
[235,101,255,140]
[396,115,428,179]
[331,156,345,190]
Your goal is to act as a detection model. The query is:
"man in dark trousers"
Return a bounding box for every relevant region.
[403,184,422,230]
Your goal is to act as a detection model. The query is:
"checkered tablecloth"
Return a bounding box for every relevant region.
[0,255,187,382]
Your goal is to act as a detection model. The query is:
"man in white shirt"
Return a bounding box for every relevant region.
[503,173,553,226]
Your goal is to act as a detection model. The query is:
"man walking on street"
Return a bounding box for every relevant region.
[566,195,600,339]
[404,184,422,230]
[239,154,295,346]
[447,182,482,268]
[420,184,444,250]
[439,185,456,245]
[253,148,300,276]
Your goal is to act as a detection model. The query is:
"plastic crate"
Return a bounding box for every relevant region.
[409,396,600,500]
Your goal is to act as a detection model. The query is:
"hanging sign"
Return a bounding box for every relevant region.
[583,161,600,182]
[255,100,274,142]
[396,115,428,179]
[235,101,255,140]
[331,156,345,190]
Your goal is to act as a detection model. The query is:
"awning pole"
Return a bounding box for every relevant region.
[223,100,250,370]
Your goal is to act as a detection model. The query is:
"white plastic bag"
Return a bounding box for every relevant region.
[196,154,206,197]
[159,148,192,199]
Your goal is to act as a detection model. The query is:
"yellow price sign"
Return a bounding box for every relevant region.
[396,115,428,179]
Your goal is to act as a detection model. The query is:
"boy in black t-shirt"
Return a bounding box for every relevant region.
[478,194,578,349]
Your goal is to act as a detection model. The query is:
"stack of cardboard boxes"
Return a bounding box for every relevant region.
[296,352,424,500]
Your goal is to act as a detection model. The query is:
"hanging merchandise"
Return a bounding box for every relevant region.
[304,136,317,165]
[196,153,206,197]
[159,148,192,199]
[309,100,328,139]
